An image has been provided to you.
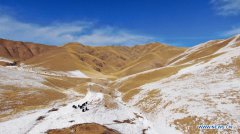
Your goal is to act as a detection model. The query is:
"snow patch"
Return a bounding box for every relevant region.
[0,66,48,89]
[67,70,89,78]
[0,57,13,63]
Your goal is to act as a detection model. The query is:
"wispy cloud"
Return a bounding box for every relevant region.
[223,26,240,36]
[77,27,153,46]
[0,13,153,46]
[211,0,240,16]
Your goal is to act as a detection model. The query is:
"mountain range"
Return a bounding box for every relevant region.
[0,35,239,134]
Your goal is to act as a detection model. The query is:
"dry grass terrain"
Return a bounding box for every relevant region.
[0,86,65,120]
[172,115,238,134]
[173,116,217,134]
[113,44,186,77]
[235,58,240,76]
[47,123,120,134]
[0,61,7,66]
[122,88,141,102]
[0,39,186,79]
[0,38,56,61]
[117,64,191,93]
[103,94,118,109]
[44,77,90,92]
[135,89,162,113]
[23,42,186,78]
[169,39,231,65]
[0,75,91,120]
[1,36,240,134]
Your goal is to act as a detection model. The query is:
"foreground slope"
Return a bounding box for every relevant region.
[0,58,92,120]
[114,35,240,133]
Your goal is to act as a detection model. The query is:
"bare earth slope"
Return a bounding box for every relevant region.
[47,123,120,134]
[23,41,186,77]
[0,38,57,61]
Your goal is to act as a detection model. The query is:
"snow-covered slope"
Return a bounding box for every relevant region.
[0,64,89,89]
[0,63,90,121]
[0,86,180,134]
[117,35,240,133]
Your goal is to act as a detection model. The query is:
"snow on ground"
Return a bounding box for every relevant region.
[66,70,89,78]
[170,34,240,66]
[0,57,13,63]
[0,109,47,134]
[0,63,90,89]
[1,36,240,133]
[13,64,89,78]
[114,35,239,84]
[125,37,240,132]
[0,89,180,134]
[0,66,48,89]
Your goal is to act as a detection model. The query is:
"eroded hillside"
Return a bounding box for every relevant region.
[0,39,57,61]
[23,41,186,77]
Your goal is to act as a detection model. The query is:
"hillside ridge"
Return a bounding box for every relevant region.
[0,38,186,77]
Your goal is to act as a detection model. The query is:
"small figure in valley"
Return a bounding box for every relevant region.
[82,107,89,112]
[82,102,86,107]
[72,105,77,109]
[79,101,90,112]
[6,61,17,66]
[83,101,88,106]
[73,101,90,111]
[78,104,83,109]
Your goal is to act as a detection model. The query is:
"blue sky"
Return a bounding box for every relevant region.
[0,0,240,46]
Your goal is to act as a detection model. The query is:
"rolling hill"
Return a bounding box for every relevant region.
[0,35,239,134]
[0,38,57,61]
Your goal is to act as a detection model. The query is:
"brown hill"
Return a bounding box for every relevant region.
[0,38,57,61]
[167,36,240,65]
[0,38,186,77]
[62,42,186,76]
[47,123,120,134]
[113,43,186,76]
[115,35,240,96]
[24,42,186,77]
[24,45,106,78]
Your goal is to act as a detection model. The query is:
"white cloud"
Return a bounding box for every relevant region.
[211,0,240,16]
[223,27,240,36]
[0,14,153,46]
[77,27,153,46]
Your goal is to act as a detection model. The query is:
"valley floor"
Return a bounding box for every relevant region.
[0,83,179,134]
